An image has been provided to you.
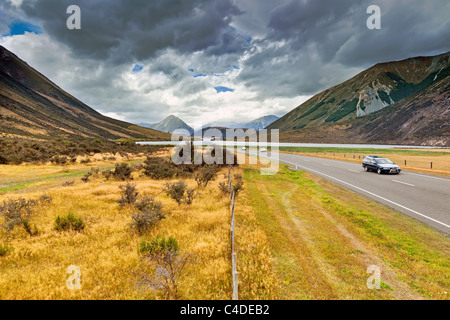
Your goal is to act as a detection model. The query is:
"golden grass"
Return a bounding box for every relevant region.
[1,153,448,300]
[0,157,273,300]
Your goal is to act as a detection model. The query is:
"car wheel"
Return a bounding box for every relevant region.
[377,168,382,174]
[364,166,369,172]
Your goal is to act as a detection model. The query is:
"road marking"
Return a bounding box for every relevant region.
[348,169,360,173]
[404,172,450,182]
[281,160,450,230]
[392,180,415,187]
[322,163,330,166]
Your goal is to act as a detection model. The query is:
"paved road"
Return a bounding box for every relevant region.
[245,150,450,235]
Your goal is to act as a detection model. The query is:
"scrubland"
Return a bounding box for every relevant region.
[0,149,448,300]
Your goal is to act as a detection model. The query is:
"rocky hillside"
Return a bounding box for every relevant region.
[0,46,170,141]
[268,52,449,145]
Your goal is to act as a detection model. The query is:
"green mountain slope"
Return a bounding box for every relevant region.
[268,52,449,145]
[0,46,170,141]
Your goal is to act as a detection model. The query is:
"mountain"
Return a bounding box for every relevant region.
[203,115,280,130]
[143,115,194,136]
[243,115,279,130]
[268,52,450,146]
[0,46,170,141]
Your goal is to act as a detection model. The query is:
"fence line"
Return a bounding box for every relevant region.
[229,166,238,300]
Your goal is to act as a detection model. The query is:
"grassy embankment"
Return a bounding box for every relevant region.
[239,162,449,299]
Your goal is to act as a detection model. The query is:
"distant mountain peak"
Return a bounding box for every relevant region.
[142,115,194,135]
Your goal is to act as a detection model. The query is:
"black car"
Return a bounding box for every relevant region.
[362,156,401,174]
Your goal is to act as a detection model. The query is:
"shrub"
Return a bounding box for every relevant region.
[0,198,39,236]
[183,188,197,206]
[55,213,85,232]
[143,157,177,180]
[139,234,179,256]
[117,183,139,208]
[233,181,244,197]
[194,165,220,188]
[62,180,75,187]
[81,173,91,183]
[38,195,53,205]
[51,156,68,165]
[136,234,195,300]
[218,182,229,195]
[113,163,133,180]
[130,197,165,234]
[102,169,113,180]
[80,158,91,164]
[0,243,11,257]
[164,181,187,205]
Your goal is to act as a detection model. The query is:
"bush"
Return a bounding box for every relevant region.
[139,234,179,256]
[233,181,244,197]
[130,197,165,234]
[55,213,85,232]
[143,157,177,180]
[183,188,197,205]
[218,182,229,195]
[0,243,11,257]
[81,172,91,183]
[194,165,220,188]
[113,163,133,180]
[102,169,113,180]
[0,198,39,237]
[164,181,186,205]
[62,180,75,187]
[117,183,139,208]
[38,195,53,205]
[135,234,195,300]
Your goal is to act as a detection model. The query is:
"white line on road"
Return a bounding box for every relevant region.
[322,163,330,166]
[404,171,450,182]
[281,160,450,230]
[392,180,415,187]
[348,169,360,173]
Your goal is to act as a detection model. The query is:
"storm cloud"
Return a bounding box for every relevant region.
[0,0,449,125]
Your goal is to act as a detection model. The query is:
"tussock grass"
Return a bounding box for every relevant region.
[0,156,274,300]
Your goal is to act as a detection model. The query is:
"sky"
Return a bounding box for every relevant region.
[0,0,449,127]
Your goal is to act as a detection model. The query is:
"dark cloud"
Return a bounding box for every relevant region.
[3,0,449,124]
[20,0,243,62]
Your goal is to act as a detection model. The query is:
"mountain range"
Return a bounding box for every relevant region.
[268,51,449,146]
[140,114,280,136]
[0,46,169,141]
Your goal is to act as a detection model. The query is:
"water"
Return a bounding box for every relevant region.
[137,141,446,149]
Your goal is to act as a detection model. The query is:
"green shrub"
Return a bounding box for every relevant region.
[54,213,85,232]
[139,234,179,256]
[0,243,11,257]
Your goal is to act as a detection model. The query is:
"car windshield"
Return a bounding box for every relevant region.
[376,159,393,164]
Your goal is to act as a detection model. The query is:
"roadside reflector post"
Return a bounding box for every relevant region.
[405,160,407,166]
[431,162,433,169]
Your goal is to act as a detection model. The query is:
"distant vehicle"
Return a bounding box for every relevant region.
[260,148,267,152]
[362,156,401,174]
[241,147,247,151]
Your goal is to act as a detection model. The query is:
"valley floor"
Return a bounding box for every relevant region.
[0,155,448,299]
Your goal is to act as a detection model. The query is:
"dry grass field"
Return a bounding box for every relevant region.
[0,150,448,300]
